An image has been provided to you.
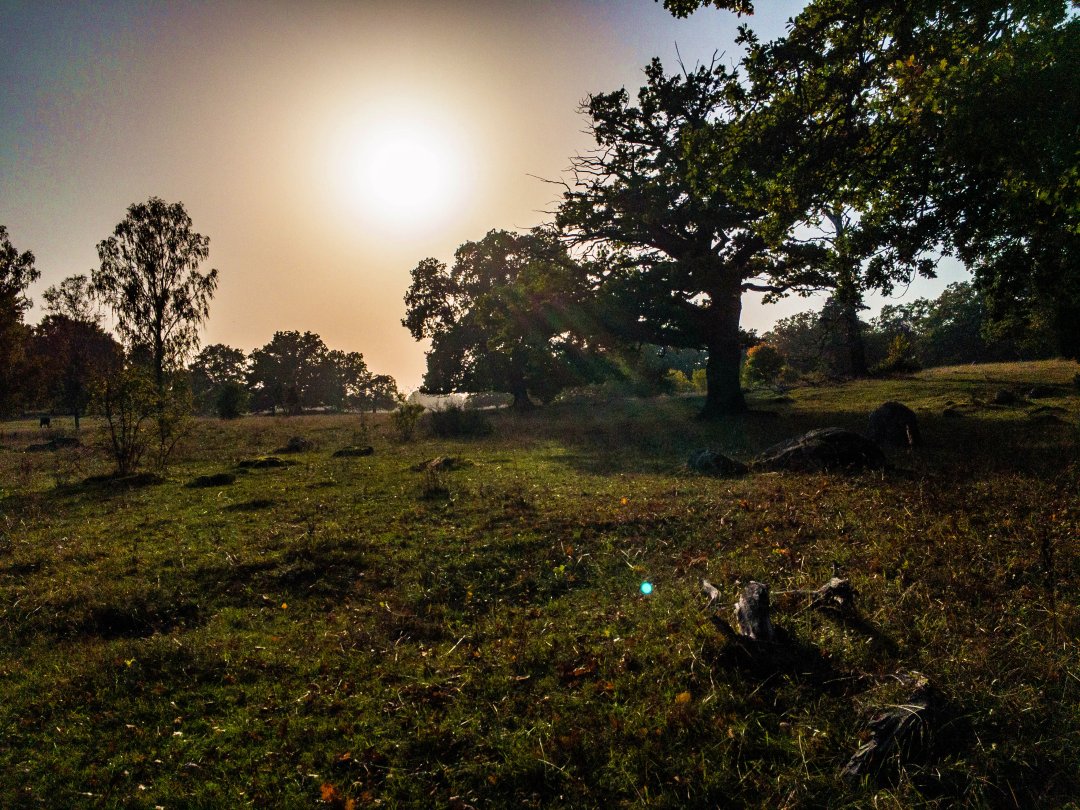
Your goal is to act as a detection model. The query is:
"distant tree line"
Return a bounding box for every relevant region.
[1,200,398,475]
[405,0,1076,416]
[193,333,399,418]
[764,281,1059,382]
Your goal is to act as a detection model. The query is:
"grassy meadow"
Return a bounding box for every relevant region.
[1,360,1078,808]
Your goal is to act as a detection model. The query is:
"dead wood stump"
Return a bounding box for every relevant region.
[841,674,939,781]
[734,581,777,642]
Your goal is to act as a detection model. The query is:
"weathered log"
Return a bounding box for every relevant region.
[411,455,467,472]
[701,579,739,639]
[701,578,721,608]
[841,674,938,781]
[810,576,855,615]
[734,581,776,642]
[332,445,374,458]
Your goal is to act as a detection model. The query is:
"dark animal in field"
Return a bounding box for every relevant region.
[868,401,921,447]
[39,416,51,429]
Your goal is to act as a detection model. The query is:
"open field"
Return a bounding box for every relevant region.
[2,360,1079,808]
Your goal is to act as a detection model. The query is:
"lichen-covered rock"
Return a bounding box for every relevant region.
[754,428,886,473]
[687,449,748,476]
[868,401,921,447]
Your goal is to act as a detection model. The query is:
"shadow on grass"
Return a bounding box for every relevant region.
[224,498,276,512]
[506,393,1077,484]
[7,592,204,642]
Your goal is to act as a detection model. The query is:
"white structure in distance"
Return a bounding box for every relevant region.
[405,391,513,411]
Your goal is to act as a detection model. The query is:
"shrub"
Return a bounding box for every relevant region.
[741,344,786,388]
[429,404,492,438]
[666,368,708,394]
[97,366,155,476]
[873,333,922,375]
[390,402,425,442]
[690,368,707,392]
[214,382,249,419]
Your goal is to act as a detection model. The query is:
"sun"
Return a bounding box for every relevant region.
[341,115,472,231]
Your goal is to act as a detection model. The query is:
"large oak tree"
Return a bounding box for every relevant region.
[671,0,1079,358]
[556,59,821,416]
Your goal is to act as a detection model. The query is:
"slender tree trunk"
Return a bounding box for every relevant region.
[699,291,747,419]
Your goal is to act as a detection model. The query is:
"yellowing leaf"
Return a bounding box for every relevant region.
[675,691,692,704]
[320,782,341,803]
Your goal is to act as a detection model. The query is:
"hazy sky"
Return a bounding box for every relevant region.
[2,0,962,389]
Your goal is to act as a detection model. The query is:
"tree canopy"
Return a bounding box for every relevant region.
[556,58,824,416]
[404,228,600,408]
[94,197,219,387]
[247,331,395,414]
[30,315,123,429]
[0,225,40,415]
[732,0,1079,357]
[41,274,100,324]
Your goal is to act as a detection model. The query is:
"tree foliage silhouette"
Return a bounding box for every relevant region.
[0,226,40,414]
[404,228,599,408]
[557,59,822,416]
[94,197,219,388]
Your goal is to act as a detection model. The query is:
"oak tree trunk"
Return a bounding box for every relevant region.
[699,289,747,419]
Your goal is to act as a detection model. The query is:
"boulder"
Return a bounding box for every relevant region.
[332,445,374,458]
[687,449,748,476]
[236,456,294,469]
[868,401,921,447]
[187,472,237,488]
[1026,385,1053,399]
[992,388,1020,406]
[754,428,887,473]
[278,436,314,453]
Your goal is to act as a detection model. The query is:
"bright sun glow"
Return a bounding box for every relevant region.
[337,113,473,232]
